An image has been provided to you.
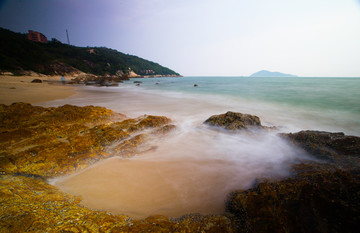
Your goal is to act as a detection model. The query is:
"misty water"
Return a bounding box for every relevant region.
[45,76,360,219]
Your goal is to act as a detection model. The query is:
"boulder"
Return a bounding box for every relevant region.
[204,111,263,130]
[31,79,42,83]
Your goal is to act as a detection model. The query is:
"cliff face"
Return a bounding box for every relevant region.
[0,27,180,77]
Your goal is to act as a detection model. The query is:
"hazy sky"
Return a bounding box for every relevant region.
[1,0,360,76]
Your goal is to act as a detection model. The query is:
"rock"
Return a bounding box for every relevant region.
[154,124,176,135]
[204,111,263,130]
[282,130,360,159]
[225,130,360,232]
[194,84,198,87]
[0,103,172,178]
[281,131,360,171]
[226,163,360,233]
[31,79,42,83]
[115,134,147,157]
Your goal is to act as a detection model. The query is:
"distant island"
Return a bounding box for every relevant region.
[0,28,180,78]
[250,70,297,77]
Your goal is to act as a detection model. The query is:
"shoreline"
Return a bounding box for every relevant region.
[1,83,360,231]
[0,75,76,105]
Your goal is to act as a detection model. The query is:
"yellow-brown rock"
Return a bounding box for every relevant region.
[115,134,146,157]
[0,103,174,178]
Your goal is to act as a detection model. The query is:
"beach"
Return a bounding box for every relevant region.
[0,75,75,105]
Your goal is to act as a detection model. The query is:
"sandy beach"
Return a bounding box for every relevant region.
[0,75,75,105]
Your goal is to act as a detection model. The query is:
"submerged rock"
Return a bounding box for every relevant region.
[204,111,263,130]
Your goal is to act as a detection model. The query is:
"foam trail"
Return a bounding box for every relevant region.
[55,122,306,218]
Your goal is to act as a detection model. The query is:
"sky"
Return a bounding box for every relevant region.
[0,0,360,77]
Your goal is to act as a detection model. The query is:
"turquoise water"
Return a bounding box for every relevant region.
[130,76,360,116]
[45,76,360,135]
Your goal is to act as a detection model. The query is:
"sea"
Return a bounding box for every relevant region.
[45,76,360,219]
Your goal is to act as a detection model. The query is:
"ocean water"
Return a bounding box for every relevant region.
[126,76,360,135]
[46,76,360,218]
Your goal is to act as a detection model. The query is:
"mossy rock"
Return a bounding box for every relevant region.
[204,111,263,130]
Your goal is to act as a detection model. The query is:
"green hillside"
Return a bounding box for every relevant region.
[0,28,180,76]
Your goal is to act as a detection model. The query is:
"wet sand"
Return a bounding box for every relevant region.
[55,157,236,218]
[0,75,75,105]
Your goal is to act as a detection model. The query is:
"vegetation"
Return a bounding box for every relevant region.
[0,28,180,76]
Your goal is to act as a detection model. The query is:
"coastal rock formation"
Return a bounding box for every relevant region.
[0,103,175,178]
[202,112,360,232]
[0,103,233,232]
[204,111,263,130]
[226,163,360,233]
[282,130,360,161]
[225,129,360,232]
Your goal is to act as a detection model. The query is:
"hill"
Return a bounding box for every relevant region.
[250,70,297,77]
[0,28,180,77]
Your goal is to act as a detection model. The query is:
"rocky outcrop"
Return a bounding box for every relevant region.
[70,73,130,85]
[203,112,360,232]
[204,111,267,130]
[0,103,233,232]
[282,130,360,161]
[225,129,360,232]
[0,103,175,178]
[226,163,360,233]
